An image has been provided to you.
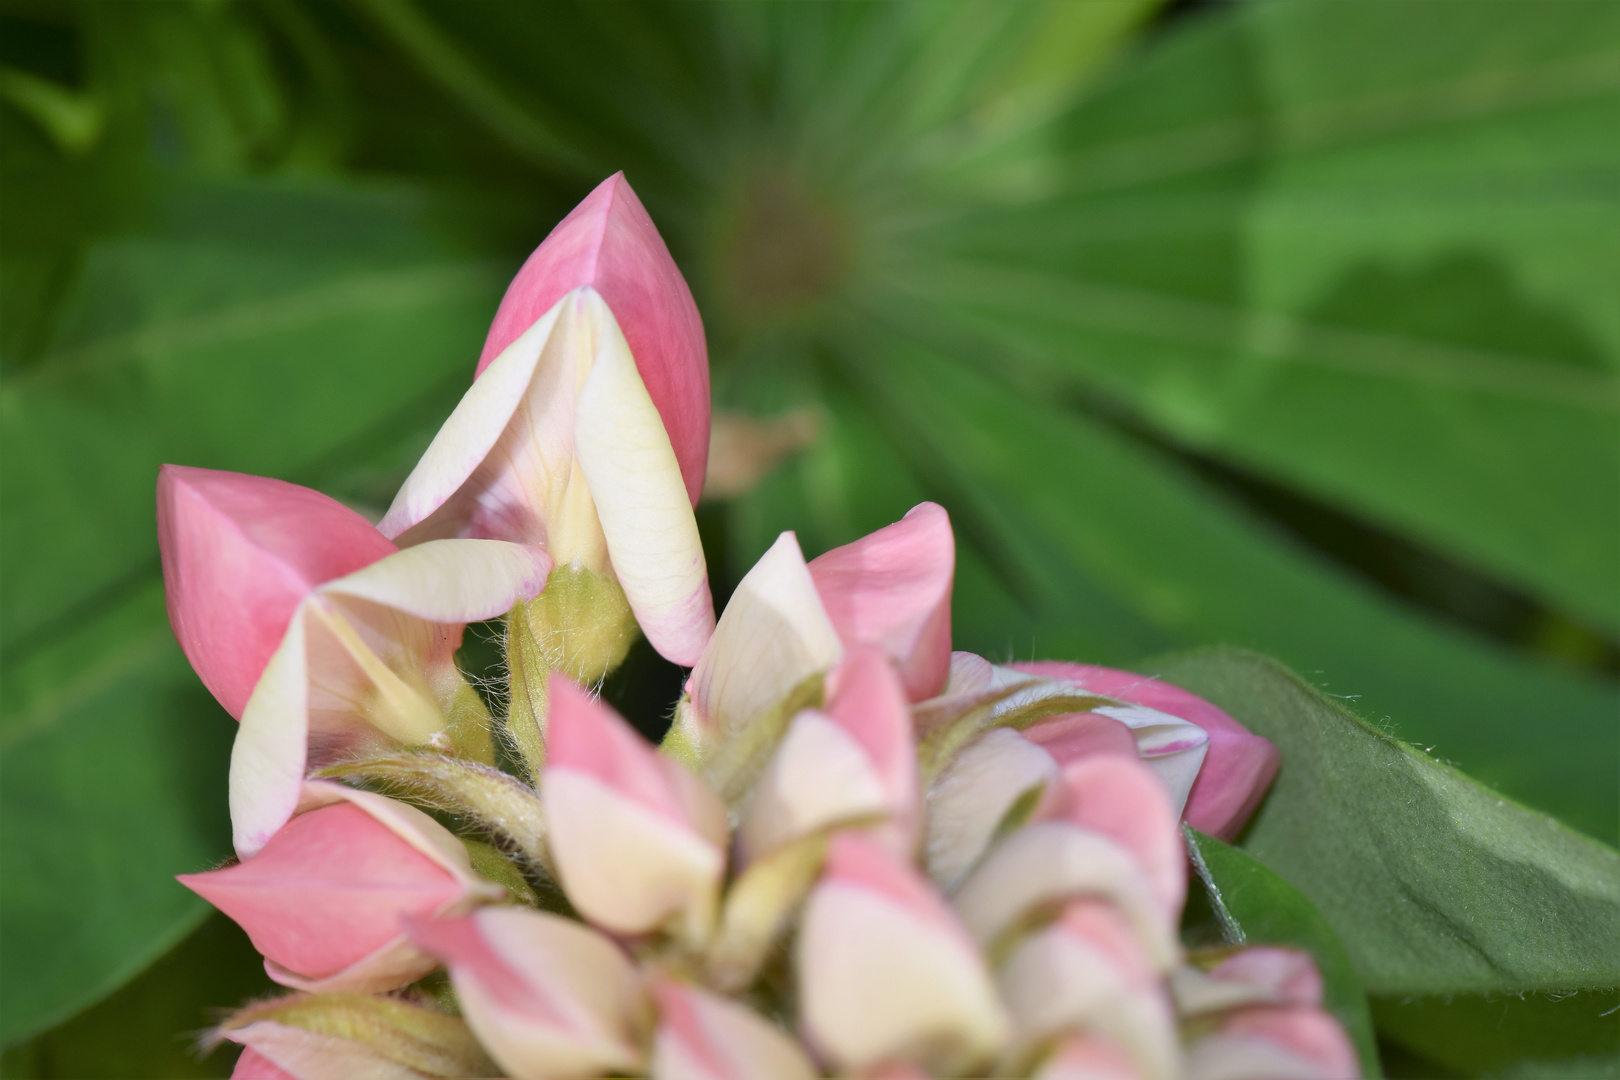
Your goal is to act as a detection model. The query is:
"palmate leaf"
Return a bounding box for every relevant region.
[0,177,512,1043]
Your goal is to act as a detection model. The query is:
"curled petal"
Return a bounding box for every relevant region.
[798,834,1005,1074]
[650,978,817,1080]
[182,781,498,993]
[478,173,709,502]
[1014,662,1280,840]
[807,503,955,700]
[924,728,1059,889]
[407,907,645,1080]
[574,298,714,664]
[1023,714,1139,764]
[158,465,397,719]
[229,541,550,857]
[543,677,726,937]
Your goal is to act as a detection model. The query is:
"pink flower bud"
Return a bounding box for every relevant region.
[542,676,727,938]
[1023,713,1140,764]
[1207,947,1324,1006]
[741,647,918,861]
[1188,1008,1358,1080]
[650,977,817,1080]
[808,503,955,701]
[157,465,397,719]
[677,530,843,783]
[179,782,499,993]
[406,907,646,1080]
[1013,662,1280,841]
[798,833,1006,1074]
[478,173,709,503]
[953,756,1184,970]
[379,176,714,665]
[998,900,1178,1079]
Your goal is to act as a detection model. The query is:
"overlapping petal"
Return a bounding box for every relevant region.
[229,539,551,856]
[649,978,817,1080]
[406,907,646,1080]
[542,676,726,938]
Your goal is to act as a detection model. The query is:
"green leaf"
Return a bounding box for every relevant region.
[1371,989,1619,1078]
[0,175,507,1042]
[1155,648,1620,996]
[903,0,1620,632]
[1185,827,1380,1076]
[852,334,1618,844]
[1,913,272,1078]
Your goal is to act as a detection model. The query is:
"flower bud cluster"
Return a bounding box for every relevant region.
[161,176,1356,1080]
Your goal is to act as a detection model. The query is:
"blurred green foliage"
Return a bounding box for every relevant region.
[1,0,1615,1074]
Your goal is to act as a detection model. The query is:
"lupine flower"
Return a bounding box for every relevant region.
[377,174,714,666]
[168,276,1354,1078]
[158,465,551,855]
[179,781,503,993]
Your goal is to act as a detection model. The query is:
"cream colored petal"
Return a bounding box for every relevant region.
[232,613,314,858]
[952,823,1177,969]
[740,709,889,863]
[448,907,645,1080]
[378,297,568,542]
[686,531,843,754]
[1093,704,1209,820]
[542,768,724,938]
[798,882,1006,1075]
[925,728,1060,890]
[320,540,552,625]
[574,291,714,666]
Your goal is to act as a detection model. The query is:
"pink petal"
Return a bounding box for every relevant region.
[1033,1036,1142,1080]
[1042,756,1185,924]
[1023,713,1139,765]
[822,833,973,952]
[1012,662,1280,840]
[1223,1006,1360,1078]
[546,675,712,831]
[405,908,644,1078]
[158,465,397,719]
[178,802,461,980]
[650,978,817,1080]
[1209,947,1325,1007]
[808,503,954,701]
[825,647,919,829]
[231,1048,297,1080]
[477,173,709,503]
